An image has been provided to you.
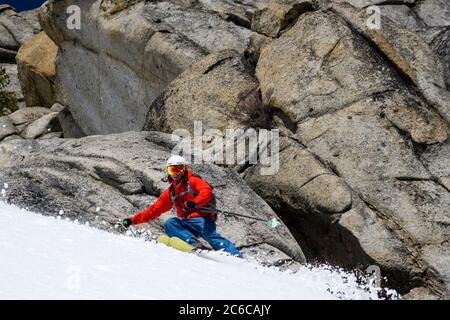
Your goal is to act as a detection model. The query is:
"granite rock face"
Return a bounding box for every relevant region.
[37,0,253,135]
[252,8,450,298]
[13,0,450,298]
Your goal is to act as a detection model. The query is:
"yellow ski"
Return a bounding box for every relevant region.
[157,235,194,253]
[157,235,233,262]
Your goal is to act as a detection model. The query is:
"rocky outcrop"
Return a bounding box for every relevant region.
[0,5,41,61]
[0,106,62,141]
[253,8,450,298]
[0,131,306,267]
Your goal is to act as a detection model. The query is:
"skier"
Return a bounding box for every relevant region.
[122,155,242,257]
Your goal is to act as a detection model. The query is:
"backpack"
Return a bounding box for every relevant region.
[168,173,218,221]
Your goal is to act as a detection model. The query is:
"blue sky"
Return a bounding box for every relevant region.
[2,0,47,12]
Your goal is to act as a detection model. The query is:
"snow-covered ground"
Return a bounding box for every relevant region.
[0,201,396,299]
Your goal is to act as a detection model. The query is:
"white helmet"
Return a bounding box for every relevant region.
[167,155,186,166]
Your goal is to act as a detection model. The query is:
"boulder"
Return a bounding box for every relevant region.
[0,131,306,265]
[293,77,450,298]
[16,31,58,108]
[144,50,262,134]
[144,50,274,176]
[20,111,60,139]
[1,133,22,142]
[7,106,51,125]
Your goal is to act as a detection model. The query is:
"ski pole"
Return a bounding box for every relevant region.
[129,226,138,237]
[216,209,267,222]
[116,220,140,237]
[214,209,281,229]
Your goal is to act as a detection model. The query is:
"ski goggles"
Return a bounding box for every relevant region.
[167,165,185,175]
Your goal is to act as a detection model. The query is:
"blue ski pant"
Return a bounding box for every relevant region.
[163,217,242,257]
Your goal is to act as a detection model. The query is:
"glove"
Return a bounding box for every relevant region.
[185,201,197,209]
[184,201,198,213]
[122,218,132,228]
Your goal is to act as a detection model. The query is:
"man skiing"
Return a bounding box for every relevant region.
[122,155,242,257]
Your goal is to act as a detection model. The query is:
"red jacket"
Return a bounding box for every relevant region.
[130,170,214,225]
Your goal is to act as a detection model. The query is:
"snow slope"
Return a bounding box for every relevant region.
[0,201,395,299]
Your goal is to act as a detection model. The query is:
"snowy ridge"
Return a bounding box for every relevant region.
[0,201,398,299]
